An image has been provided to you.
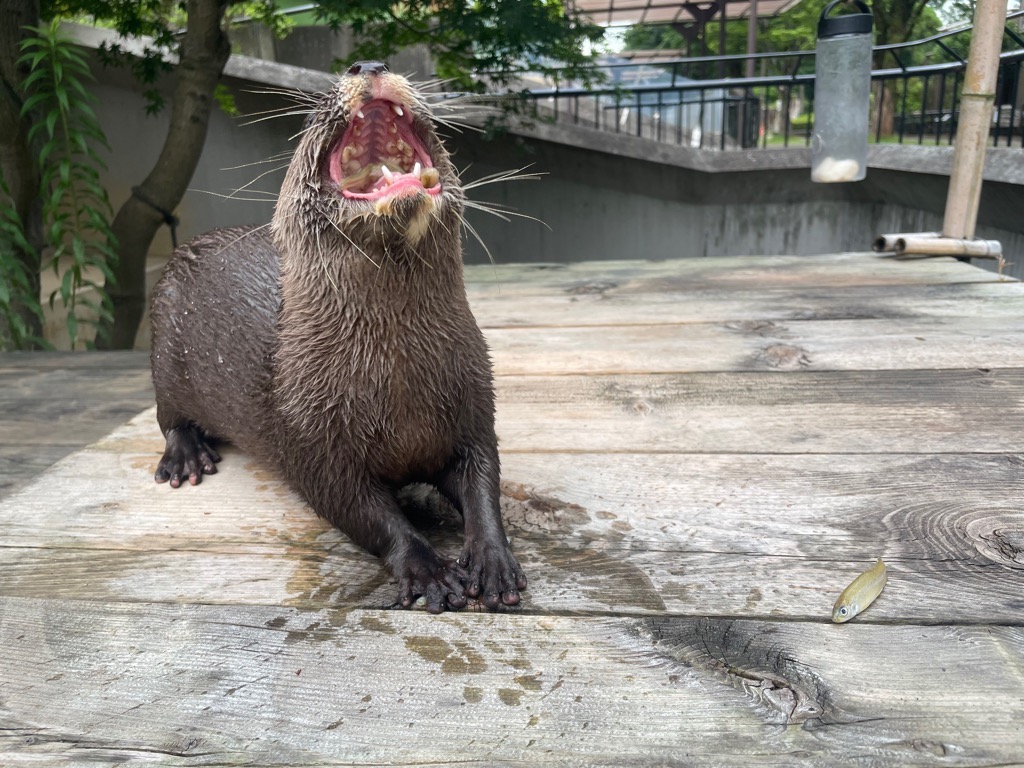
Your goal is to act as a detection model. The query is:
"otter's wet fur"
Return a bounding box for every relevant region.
[150,63,526,613]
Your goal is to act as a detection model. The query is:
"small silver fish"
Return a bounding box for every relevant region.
[832,558,887,623]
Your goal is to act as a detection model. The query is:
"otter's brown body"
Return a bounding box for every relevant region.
[150,63,525,612]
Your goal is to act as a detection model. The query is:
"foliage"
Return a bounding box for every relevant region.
[622,0,943,66]
[0,178,46,350]
[314,0,605,91]
[15,20,118,349]
[43,1,292,114]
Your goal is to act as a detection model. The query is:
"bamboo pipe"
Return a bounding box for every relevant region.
[873,232,941,252]
[942,0,1009,239]
[893,236,1002,259]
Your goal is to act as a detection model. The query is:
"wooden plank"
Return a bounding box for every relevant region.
[484,315,1024,374]
[463,252,1010,291]
[469,281,1024,328]
[494,369,1024,453]
[2,411,1023,623]
[0,350,150,373]
[0,352,152,499]
[2,597,1022,766]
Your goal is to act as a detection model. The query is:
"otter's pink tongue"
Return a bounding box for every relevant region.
[329,99,441,200]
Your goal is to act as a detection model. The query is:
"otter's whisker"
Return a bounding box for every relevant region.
[313,223,340,292]
[323,202,380,270]
[462,166,546,191]
[461,218,497,266]
[239,104,316,122]
[464,200,551,230]
[191,189,280,203]
[227,162,293,199]
[242,87,321,105]
[207,222,274,259]
[241,109,318,127]
[220,151,294,172]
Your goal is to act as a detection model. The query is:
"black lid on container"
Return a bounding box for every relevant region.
[818,0,873,38]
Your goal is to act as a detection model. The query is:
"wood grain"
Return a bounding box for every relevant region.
[485,316,1024,375]
[4,251,1024,766]
[0,352,152,498]
[494,368,1024,453]
[463,252,1009,290]
[470,281,1024,328]
[2,411,1022,623]
[2,597,1022,767]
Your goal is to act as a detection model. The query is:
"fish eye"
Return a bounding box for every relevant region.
[838,606,848,616]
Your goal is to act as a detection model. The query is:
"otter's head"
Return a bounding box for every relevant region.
[273,62,463,259]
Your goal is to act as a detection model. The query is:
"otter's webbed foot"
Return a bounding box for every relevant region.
[155,424,221,488]
[391,539,468,614]
[459,537,527,609]
[437,447,528,609]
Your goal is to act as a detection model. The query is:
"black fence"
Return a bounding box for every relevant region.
[513,11,1024,151]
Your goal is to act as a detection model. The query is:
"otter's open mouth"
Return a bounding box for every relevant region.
[328,99,441,201]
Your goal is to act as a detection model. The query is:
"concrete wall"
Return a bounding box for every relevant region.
[453,129,1024,276]
[70,24,1024,282]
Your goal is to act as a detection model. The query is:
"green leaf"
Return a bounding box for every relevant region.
[66,312,79,349]
[60,269,73,306]
[7,19,120,350]
[45,109,58,138]
[20,91,49,114]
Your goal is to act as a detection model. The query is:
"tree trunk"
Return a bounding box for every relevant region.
[0,0,44,345]
[97,0,231,349]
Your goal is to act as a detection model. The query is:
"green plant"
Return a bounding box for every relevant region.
[0,178,46,350]
[18,20,118,349]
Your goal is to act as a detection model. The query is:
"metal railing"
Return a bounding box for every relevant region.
[512,10,1024,151]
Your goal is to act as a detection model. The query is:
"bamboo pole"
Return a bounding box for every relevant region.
[893,236,1002,259]
[873,232,941,252]
[942,0,1009,239]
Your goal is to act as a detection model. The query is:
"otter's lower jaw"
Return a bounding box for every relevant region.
[365,190,443,245]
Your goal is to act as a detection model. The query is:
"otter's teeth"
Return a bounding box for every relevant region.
[392,104,404,117]
[380,165,394,184]
[412,162,421,178]
[421,168,440,188]
[356,109,365,119]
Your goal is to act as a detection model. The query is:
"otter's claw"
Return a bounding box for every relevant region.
[460,540,527,609]
[393,543,468,613]
[155,424,221,488]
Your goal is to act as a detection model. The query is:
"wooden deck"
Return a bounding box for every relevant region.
[3,251,1024,766]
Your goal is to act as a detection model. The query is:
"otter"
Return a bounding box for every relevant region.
[149,62,526,613]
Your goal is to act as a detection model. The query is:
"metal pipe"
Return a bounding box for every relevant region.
[894,236,1003,258]
[943,0,1010,239]
[746,0,758,79]
[873,232,941,252]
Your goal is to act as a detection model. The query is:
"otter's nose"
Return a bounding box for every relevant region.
[347,61,389,76]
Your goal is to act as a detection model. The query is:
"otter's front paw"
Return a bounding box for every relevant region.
[459,539,527,609]
[155,424,221,488]
[392,542,468,614]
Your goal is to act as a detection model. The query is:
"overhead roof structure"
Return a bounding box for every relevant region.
[567,0,803,26]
